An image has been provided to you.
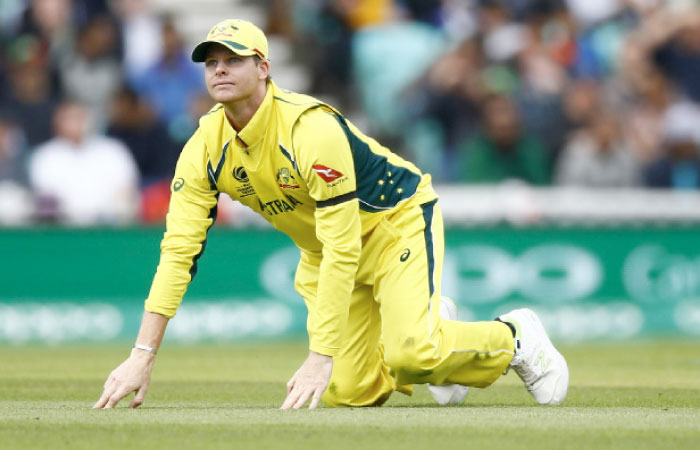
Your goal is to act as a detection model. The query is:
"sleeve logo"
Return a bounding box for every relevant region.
[172,177,185,192]
[312,164,343,182]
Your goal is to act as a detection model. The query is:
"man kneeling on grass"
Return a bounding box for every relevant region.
[94,19,568,410]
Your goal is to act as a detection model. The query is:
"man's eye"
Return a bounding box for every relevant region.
[229,57,241,63]
[205,60,216,67]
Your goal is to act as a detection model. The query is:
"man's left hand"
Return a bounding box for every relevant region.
[281,351,333,409]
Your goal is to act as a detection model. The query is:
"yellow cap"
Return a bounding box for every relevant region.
[191,19,268,62]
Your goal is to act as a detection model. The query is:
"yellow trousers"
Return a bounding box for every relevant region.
[295,200,515,407]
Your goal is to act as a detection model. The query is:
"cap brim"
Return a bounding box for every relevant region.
[191,40,259,62]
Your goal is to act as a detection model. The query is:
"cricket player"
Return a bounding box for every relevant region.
[94,19,568,410]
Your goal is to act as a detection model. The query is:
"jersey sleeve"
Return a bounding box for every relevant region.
[293,108,361,356]
[144,128,219,318]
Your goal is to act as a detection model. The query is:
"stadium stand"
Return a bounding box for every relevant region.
[2,0,700,225]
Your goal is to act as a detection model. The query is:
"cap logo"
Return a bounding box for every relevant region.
[194,20,267,62]
[210,24,239,39]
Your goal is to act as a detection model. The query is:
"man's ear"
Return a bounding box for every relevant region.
[258,59,270,81]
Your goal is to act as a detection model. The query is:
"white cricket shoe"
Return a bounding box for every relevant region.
[427,296,469,405]
[498,308,569,405]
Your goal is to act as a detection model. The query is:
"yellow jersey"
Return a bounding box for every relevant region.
[145,81,437,355]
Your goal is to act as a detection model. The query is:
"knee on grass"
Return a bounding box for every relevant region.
[322,378,392,407]
[384,341,438,385]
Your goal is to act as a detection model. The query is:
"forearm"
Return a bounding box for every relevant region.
[94,310,168,408]
[310,254,357,354]
[293,107,363,355]
[145,212,219,318]
[134,310,169,350]
[309,202,361,355]
[144,127,219,318]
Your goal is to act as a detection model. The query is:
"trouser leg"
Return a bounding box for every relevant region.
[295,257,401,407]
[375,201,515,388]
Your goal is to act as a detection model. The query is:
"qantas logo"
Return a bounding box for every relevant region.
[312,165,343,182]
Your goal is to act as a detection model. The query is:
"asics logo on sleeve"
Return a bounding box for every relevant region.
[172,177,185,192]
[312,165,343,182]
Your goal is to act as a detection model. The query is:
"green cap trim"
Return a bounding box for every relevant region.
[220,40,248,50]
[191,39,255,62]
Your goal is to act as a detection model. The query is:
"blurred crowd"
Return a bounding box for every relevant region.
[281,0,700,187]
[3,0,700,226]
[0,0,211,225]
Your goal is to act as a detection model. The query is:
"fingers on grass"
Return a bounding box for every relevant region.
[308,390,323,409]
[93,383,117,409]
[292,388,313,409]
[280,393,296,409]
[105,388,130,409]
[281,384,304,410]
[93,392,110,409]
[286,376,296,395]
[130,384,149,408]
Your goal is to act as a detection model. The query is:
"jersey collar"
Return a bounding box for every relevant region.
[236,81,274,149]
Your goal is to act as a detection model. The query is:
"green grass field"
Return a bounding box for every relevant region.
[0,340,698,450]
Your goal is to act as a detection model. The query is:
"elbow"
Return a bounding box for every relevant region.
[347,237,362,261]
[321,239,361,278]
[328,237,361,263]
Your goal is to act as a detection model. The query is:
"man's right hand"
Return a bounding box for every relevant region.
[93,348,156,409]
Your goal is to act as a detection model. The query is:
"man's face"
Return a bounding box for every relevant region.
[203,44,266,104]
[54,103,89,144]
[484,97,519,147]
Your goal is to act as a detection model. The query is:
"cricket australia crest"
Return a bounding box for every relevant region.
[277,167,300,189]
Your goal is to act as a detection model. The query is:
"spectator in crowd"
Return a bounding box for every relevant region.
[515,46,569,162]
[28,100,140,225]
[58,14,122,130]
[455,94,550,185]
[0,114,33,225]
[651,10,700,103]
[293,1,374,102]
[513,3,602,158]
[621,66,675,166]
[555,110,641,187]
[0,114,27,185]
[402,38,485,180]
[15,0,76,74]
[645,101,700,189]
[0,35,58,148]
[111,0,162,85]
[549,79,602,156]
[351,8,445,140]
[479,0,528,65]
[131,16,206,143]
[106,87,178,186]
